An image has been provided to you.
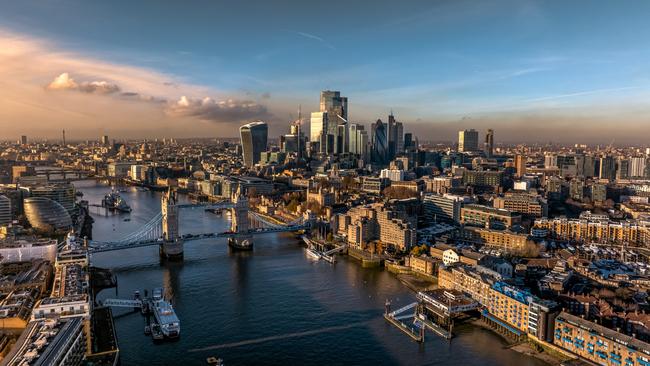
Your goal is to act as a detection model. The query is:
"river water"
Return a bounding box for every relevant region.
[74,180,546,366]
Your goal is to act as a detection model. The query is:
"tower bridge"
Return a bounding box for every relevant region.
[87,189,314,258]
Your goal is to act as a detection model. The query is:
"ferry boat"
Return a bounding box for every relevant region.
[151,288,180,338]
[102,191,132,212]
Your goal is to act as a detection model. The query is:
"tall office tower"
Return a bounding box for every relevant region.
[348,123,361,155]
[62,129,66,145]
[458,129,479,152]
[544,154,558,168]
[0,195,11,226]
[357,129,370,162]
[404,133,413,151]
[630,157,647,178]
[371,119,389,164]
[239,121,268,167]
[319,91,348,153]
[583,155,597,177]
[336,123,348,154]
[484,129,494,157]
[386,113,404,158]
[616,157,631,180]
[101,135,109,146]
[598,155,616,181]
[20,135,27,145]
[515,154,526,177]
[310,112,327,143]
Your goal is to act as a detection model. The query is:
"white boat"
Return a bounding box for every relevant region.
[151,288,180,338]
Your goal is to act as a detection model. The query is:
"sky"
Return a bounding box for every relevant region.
[1,0,650,143]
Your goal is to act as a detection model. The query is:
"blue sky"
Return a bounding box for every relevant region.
[2,0,650,142]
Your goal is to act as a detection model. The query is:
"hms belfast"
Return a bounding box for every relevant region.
[160,189,184,259]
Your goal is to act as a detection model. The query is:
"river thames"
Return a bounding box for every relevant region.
[75,180,546,366]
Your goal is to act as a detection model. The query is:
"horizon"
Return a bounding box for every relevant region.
[2,0,650,143]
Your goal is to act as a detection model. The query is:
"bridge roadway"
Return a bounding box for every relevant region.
[88,224,310,253]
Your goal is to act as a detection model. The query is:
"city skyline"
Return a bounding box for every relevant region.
[2,0,650,143]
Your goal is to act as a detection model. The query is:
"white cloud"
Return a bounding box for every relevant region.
[46,72,78,90]
[46,72,121,94]
[166,96,270,123]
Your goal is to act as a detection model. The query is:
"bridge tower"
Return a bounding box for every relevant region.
[228,186,253,250]
[160,188,184,259]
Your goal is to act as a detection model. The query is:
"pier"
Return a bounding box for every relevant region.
[301,236,346,263]
[383,301,424,342]
[385,289,480,342]
[101,289,179,343]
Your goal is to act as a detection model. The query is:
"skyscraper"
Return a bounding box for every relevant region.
[240,121,268,167]
[20,135,27,145]
[404,133,413,151]
[357,129,370,162]
[349,123,361,155]
[319,91,348,154]
[515,154,526,177]
[101,135,110,146]
[310,112,327,143]
[371,119,388,164]
[598,155,616,181]
[387,113,404,158]
[458,129,479,152]
[484,129,494,157]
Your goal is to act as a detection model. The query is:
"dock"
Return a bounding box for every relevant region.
[383,301,424,342]
[301,236,346,263]
[101,289,178,343]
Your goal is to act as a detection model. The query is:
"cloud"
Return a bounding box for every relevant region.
[296,31,336,50]
[165,96,271,123]
[524,86,642,103]
[46,72,121,94]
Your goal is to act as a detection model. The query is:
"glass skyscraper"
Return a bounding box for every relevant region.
[458,129,479,152]
[371,119,388,164]
[240,121,268,167]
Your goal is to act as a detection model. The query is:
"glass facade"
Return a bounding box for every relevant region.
[24,197,72,231]
[240,121,268,167]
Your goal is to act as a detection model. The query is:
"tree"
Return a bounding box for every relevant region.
[514,240,541,258]
[286,199,299,213]
[410,244,428,256]
[382,186,417,200]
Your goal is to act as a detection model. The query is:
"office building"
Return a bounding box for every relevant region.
[484,129,494,157]
[458,129,479,152]
[310,111,327,143]
[240,121,268,167]
[387,113,404,158]
[461,204,522,229]
[20,135,27,145]
[23,197,72,232]
[599,155,616,181]
[380,169,404,182]
[319,91,348,153]
[371,119,389,164]
[101,135,109,146]
[0,195,11,226]
[422,193,468,223]
[1,316,86,366]
[493,194,547,218]
[26,183,76,215]
[515,154,526,177]
[630,157,647,178]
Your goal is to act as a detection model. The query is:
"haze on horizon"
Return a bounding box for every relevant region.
[1,0,650,144]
